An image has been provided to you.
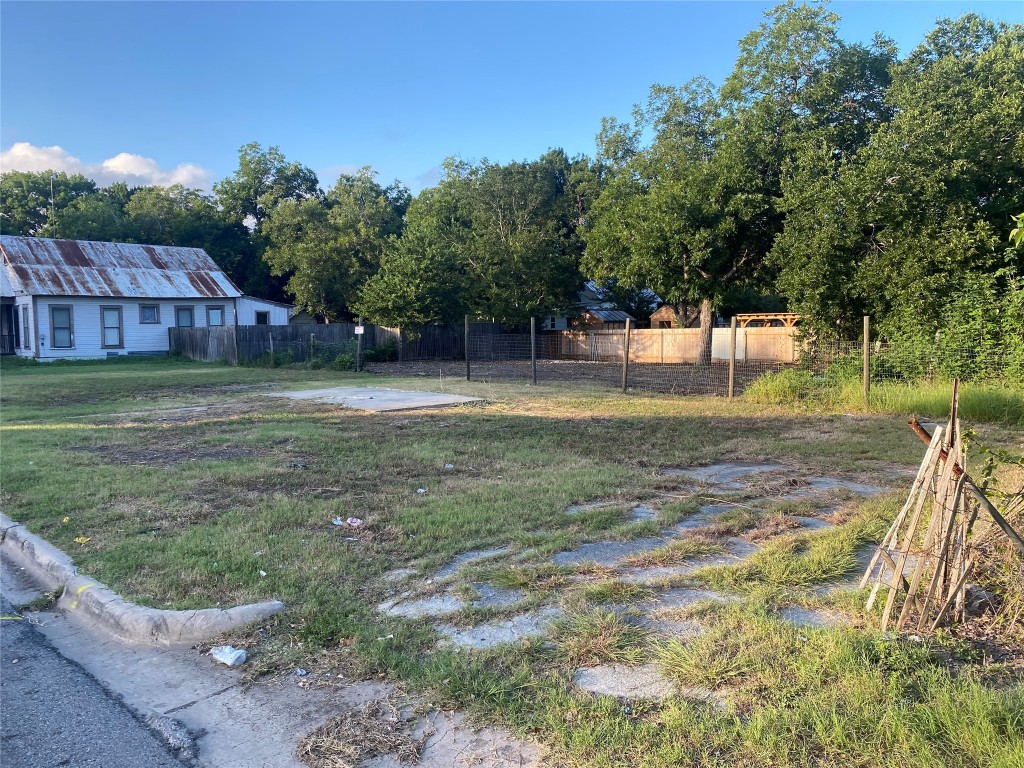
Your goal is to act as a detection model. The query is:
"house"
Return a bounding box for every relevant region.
[540,281,648,331]
[648,304,703,329]
[576,308,635,331]
[0,236,282,360]
[237,295,293,326]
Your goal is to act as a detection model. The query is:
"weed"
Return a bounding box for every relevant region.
[552,610,650,666]
[622,536,724,568]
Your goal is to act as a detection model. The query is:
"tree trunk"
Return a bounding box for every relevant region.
[696,298,714,367]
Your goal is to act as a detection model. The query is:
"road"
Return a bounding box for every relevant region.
[0,593,186,768]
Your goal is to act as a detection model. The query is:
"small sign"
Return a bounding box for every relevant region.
[354,325,365,335]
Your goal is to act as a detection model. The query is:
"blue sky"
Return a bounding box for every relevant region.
[2,1,1021,193]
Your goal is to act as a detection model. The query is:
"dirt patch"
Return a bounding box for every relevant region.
[68,443,262,467]
[743,513,804,542]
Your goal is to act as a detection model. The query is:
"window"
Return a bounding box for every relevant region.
[139,304,160,324]
[175,306,194,328]
[100,306,123,348]
[206,305,225,327]
[255,311,270,326]
[21,306,29,349]
[50,305,74,348]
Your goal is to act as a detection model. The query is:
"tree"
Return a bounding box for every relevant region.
[356,152,590,327]
[772,14,1023,337]
[213,143,321,233]
[263,169,409,321]
[0,171,97,236]
[586,1,896,361]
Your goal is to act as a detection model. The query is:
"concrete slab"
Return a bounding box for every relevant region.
[778,606,848,628]
[378,594,464,619]
[267,386,482,413]
[434,548,509,580]
[471,584,525,609]
[437,608,562,650]
[574,663,675,700]
[662,462,789,490]
[551,536,668,567]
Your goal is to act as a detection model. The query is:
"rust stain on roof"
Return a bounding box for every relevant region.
[0,236,242,299]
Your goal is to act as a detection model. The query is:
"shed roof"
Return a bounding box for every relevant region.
[585,309,635,322]
[0,236,241,299]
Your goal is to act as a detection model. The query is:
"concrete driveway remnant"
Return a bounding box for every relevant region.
[267,386,482,412]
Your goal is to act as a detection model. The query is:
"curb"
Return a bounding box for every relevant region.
[1,513,286,646]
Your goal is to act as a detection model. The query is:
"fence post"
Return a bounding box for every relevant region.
[530,317,537,385]
[621,318,632,394]
[465,315,471,381]
[863,315,871,406]
[355,316,363,372]
[728,316,737,399]
[268,328,274,362]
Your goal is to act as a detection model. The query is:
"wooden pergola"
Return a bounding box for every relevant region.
[734,312,801,328]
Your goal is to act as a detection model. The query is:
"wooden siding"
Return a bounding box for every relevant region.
[236,296,291,326]
[33,297,236,360]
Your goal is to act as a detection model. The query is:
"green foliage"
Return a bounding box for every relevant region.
[263,169,409,322]
[0,170,97,235]
[356,151,590,326]
[743,369,820,405]
[361,339,399,363]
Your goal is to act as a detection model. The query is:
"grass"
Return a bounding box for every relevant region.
[2,356,1021,768]
[622,536,725,568]
[551,610,650,666]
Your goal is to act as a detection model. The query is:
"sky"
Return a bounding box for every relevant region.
[2,1,1021,194]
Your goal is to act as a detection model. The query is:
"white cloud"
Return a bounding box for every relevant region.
[0,142,212,189]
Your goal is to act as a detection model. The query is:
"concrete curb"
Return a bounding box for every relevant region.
[1,513,285,646]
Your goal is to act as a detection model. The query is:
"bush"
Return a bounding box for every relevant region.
[363,339,399,363]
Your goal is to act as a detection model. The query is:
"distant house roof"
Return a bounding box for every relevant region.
[240,294,293,308]
[584,309,635,323]
[0,236,241,299]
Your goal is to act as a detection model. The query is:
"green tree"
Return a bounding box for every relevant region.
[773,14,1024,338]
[264,169,409,321]
[0,171,97,236]
[357,152,590,327]
[586,2,892,363]
[213,142,321,233]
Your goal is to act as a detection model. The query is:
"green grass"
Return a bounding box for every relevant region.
[2,357,1021,767]
[622,537,725,568]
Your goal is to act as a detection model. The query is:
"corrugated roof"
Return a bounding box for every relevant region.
[586,309,635,322]
[0,236,241,299]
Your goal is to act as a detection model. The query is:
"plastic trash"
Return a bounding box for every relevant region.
[346,517,364,527]
[332,517,344,526]
[259,570,267,578]
[444,463,455,470]
[294,668,308,677]
[210,646,247,667]
[416,488,427,494]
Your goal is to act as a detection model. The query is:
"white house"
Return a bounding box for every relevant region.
[236,295,293,326]
[0,236,282,360]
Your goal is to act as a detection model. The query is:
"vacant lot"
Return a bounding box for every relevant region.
[2,357,1021,768]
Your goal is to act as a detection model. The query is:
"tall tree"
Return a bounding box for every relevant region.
[356,152,591,327]
[213,143,321,233]
[586,1,894,362]
[0,171,97,236]
[263,169,409,321]
[772,14,1023,338]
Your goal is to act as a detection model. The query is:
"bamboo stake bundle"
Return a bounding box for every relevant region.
[861,382,1020,632]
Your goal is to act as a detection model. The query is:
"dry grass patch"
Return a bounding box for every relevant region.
[553,610,650,666]
[296,698,428,768]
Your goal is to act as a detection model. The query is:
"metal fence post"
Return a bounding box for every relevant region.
[465,315,471,381]
[355,315,363,372]
[728,316,737,399]
[621,318,632,394]
[530,317,537,385]
[863,315,871,406]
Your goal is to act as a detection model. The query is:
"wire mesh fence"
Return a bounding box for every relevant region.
[365,317,1021,397]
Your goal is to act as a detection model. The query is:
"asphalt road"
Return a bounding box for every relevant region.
[0,596,186,768]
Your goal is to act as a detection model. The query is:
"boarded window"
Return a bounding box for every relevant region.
[101,306,123,348]
[50,306,73,348]
[255,311,270,326]
[139,304,160,324]
[207,305,225,327]
[175,306,194,328]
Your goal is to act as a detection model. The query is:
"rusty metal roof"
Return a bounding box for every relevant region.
[0,236,242,299]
